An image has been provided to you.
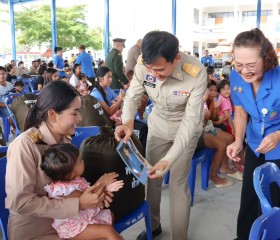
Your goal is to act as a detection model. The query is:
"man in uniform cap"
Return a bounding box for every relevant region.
[115,31,207,240]
[105,38,129,89]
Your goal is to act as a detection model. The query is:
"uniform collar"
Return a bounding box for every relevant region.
[171,59,184,81]
[38,122,70,145]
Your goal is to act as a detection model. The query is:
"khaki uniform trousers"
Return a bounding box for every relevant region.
[146,134,195,240]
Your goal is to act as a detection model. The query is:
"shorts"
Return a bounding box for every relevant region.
[0,107,10,118]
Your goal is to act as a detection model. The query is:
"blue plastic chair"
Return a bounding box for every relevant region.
[114,201,152,240]
[253,162,280,213]
[163,148,213,206]
[145,104,154,116]
[71,126,100,148]
[249,207,280,240]
[0,146,9,240]
[5,94,22,138]
[1,117,10,143]
[113,89,120,96]
[21,78,35,93]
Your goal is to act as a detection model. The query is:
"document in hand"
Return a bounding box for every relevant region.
[117,138,151,184]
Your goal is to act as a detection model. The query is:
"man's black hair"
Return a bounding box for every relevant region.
[141,31,179,64]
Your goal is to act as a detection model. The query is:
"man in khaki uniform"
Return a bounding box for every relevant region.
[115,31,207,240]
[125,39,142,75]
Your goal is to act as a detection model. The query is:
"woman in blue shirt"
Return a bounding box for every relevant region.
[53,47,67,78]
[90,66,125,118]
[227,28,280,240]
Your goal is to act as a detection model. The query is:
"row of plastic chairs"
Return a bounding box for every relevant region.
[1,89,40,142]
[248,162,280,239]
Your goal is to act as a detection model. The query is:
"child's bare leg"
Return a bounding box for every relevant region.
[70,224,122,240]
[204,134,231,185]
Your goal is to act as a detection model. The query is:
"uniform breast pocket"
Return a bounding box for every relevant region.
[173,95,189,105]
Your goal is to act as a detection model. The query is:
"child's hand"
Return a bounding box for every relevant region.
[106,180,124,192]
[214,98,222,108]
[97,172,119,185]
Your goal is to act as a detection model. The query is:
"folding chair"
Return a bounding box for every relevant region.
[71,126,100,148]
[4,94,22,137]
[0,146,9,240]
[114,201,152,240]
[253,162,280,213]
[249,207,280,240]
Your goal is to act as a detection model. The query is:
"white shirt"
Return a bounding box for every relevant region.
[0,81,14,103]
[69,74,79,87]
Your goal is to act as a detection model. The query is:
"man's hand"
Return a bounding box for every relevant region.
[115,120,134,143]
[148,160,169,179]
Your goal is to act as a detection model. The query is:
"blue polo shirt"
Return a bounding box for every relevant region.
[201,56,214,66]
[230,66,280,160]
[53,55,66,77]
[75,51,95,78]
[90,87,117,106]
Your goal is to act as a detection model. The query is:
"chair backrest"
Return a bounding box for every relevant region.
[253,162,280,213]
[71,126,100,148]
[145,103,154,116]
[4,96,21,136]
[249,207,280,240]
[113,89,120,96]
[0,146,9,240]
[21,78,35,93]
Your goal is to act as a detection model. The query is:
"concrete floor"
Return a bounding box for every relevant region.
[1,129,242,240]
[121,168,242,240]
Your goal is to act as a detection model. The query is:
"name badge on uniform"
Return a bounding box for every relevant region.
[173,90,190,96]
[143,74,156,88]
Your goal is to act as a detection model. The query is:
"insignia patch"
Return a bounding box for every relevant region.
[138,55,143,65]
[173,90,190,96]
[182,63,201,78]
[143,74,156,88]
[238,87,243,93]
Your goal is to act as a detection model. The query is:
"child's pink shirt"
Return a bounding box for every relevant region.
[218,94,232,126]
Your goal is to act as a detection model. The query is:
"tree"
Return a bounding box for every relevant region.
[14,4,103,50]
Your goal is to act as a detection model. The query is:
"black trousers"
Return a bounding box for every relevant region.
[236,146,280,240]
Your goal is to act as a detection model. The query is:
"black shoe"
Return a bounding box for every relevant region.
[136,224,162,240]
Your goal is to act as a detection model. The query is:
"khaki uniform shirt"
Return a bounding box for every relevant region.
[125,44,141,74]
[5,122,79,240]
[105,48,128,89]
[122,52,207,168]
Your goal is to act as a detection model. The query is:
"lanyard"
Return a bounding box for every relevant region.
[261,108,268,136]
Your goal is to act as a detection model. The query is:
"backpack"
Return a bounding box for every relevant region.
[79,95,114,127]
[80,126,145,221]
[11,93,38,132]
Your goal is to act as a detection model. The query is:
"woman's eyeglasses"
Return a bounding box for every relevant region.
[233,60,262,73]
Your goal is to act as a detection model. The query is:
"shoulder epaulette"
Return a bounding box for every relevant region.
[182,63,201,78]
[28,131,43,143]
